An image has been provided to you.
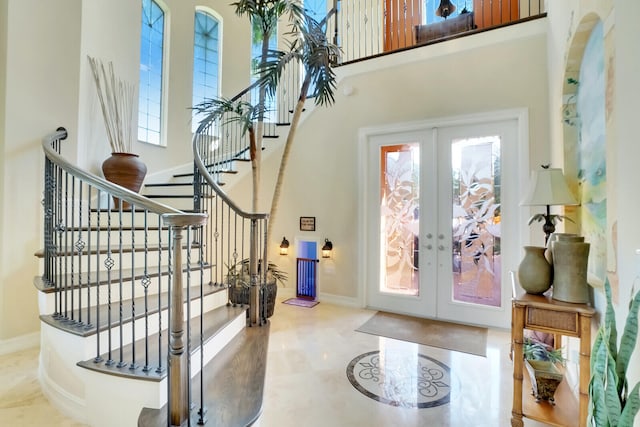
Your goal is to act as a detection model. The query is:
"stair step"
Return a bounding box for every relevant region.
[138,320,268,426]
[39,281,226,337]
[144,182,194,187]
[144,194,197,199]
[33,262,214,293]
[34,241,200,258]
[77,304,247,382]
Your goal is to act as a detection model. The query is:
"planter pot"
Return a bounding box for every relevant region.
[102,152,147,209]
[525,359,564,404]
[517,246,552,294]
[229,278,277,318]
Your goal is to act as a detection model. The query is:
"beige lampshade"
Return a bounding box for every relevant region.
[521,167,578,206]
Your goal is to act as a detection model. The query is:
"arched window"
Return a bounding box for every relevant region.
[139,0,165,145]
[192,10,221,133]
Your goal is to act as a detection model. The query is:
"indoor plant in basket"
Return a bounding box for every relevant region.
[88,56,146,208]
[524,337,565,404]
[225,258,287,318]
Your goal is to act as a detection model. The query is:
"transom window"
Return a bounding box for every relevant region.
[139,0,165,145]
[192,10,221,133]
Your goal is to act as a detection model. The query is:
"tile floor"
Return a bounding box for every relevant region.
[1,298,551,426]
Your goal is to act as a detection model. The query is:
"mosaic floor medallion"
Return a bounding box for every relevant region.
[346,350,451,408]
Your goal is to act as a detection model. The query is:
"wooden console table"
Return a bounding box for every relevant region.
[511,292,595,427]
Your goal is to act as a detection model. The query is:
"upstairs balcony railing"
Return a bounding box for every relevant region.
[195,0,547,192]
[331,0,546,64]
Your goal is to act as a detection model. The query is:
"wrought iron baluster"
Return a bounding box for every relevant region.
[129,205,137,370]
[85,185,92,329]
[94,190,103,363]
[105,205,114,366]
[70,176,76,323]
[117,204,126,368]
[142,210,151,373]
[156,223,164,374]
[63,171,70,320]
[197,224,207,425]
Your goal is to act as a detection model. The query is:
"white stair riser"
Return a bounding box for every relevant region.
[40,303,244,427]
[37,269,218,315]
[38,245,206,275]
[143,184,195,197]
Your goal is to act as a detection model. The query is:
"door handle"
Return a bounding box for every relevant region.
[426,233,433,239]
[438,245,445,251]
[426,244,433,250]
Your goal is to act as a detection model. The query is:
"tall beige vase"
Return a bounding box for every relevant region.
[517,246,552,294]
[551,240,590,303]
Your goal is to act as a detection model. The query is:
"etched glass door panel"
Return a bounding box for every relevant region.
[365,117,518,328]
[380,144,420,296]
[450,137,502,307]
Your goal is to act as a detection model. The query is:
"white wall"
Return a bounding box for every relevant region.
[0,0,82,341]
[0,0,7,341]
[547,1,640,424]
[254,20,550,302]
[77,0,252,175]
[613,0,640,415]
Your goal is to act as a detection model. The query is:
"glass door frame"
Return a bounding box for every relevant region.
[358,109,530,329]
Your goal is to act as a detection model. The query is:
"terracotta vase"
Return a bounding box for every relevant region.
[101,152,147,209]
[517,246,552,294]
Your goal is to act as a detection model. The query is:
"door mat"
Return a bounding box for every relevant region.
[355,311,487,357]
[282,298,319,308]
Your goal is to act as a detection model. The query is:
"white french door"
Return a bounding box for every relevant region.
[364,117,521,328]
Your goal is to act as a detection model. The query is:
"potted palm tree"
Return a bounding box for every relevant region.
[192,2,340,320]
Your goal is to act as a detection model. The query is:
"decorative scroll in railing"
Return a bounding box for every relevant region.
[329,0,547,64]
[41,128,207,426]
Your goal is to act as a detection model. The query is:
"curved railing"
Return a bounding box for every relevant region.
[192,116,270,327]
[41,128,206,426]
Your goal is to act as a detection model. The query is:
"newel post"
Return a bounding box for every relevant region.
[163,213,207,426]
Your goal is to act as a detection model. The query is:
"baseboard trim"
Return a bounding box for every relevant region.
[0,332,39,356]
[39,355,88,425]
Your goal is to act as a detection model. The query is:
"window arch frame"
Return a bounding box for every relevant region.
[139,0,168,146]
[192,7,223,133]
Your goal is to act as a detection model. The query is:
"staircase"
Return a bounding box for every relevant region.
[36,128,271,427]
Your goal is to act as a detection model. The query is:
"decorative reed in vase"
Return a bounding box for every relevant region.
[88,56,146,208]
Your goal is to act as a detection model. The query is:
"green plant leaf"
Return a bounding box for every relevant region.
[605,279,619,362]
[591,329,608,384]
[616,286,640,399]
[604,347,622,426]
[590,373,611,427]
[619,382,640,427]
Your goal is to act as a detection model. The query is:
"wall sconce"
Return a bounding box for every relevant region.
[321,238,333,258]
[279,236,290,256]
[521,164,578,243]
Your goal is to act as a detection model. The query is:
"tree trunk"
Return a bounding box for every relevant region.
[249,127,260,213]
[267,77,311,259]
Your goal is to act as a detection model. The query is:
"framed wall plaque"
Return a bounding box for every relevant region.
[299,216,316,231]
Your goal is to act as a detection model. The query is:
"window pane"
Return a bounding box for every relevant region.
[451,136,501,307]
[380,144,420,296]
[192,10,220,132]
[139,0,164,145]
